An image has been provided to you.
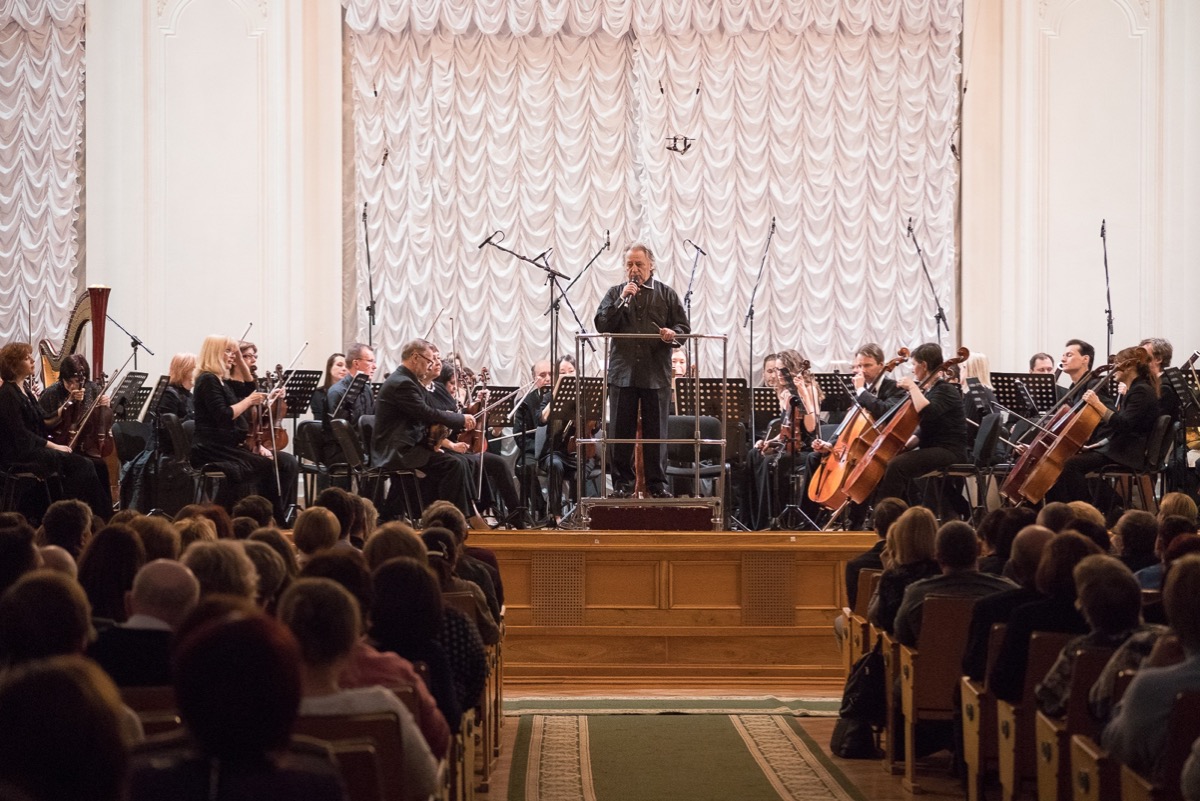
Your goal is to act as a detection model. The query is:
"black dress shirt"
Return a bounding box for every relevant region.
[593,277,689,390]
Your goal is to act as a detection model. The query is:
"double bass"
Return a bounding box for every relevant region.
[806,349,910,510]
[841,347,970,505]
[999,356,1132,506]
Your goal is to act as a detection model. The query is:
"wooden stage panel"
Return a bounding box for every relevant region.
[473,530,874,686]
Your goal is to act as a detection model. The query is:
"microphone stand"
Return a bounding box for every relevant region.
[362,202,378,348]
[105,314,155,373]
[546,230,606,374]
[744,217,775,443]
[907,217,948,347]
[1101,219,1113,359]
[682,238,705,333]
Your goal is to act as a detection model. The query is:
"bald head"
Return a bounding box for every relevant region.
[1008,525,1055,586]
[38,546,77,579]
[129,559,200,629]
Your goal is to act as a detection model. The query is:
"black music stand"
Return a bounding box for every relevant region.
[282,369,322,443]
[673,377,748,420]
[551,376,604,501]
[812,373,854,414]
[331,374,370,421]
[1164,367,1200,426]
[481,386,519,426]
[993,373,1058,417]
[130,387,153,421]
[111,372,148,421]
[139,376,169,423]
[752,386,780,429]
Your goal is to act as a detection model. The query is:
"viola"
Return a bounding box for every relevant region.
[456,367,490,454]
[841,347,971,505]
[51,373,117,459]
[807,349,910,510]
[764,361,811,457]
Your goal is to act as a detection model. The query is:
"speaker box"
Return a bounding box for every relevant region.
[587,503,716,531]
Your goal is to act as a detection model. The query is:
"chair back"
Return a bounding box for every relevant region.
[358,415,377,466]
[120,685,181,737]
[665,415,724,465]
[972,413,1003,468]
[292,712,404,801]
[443,590,487,633]
[909,595,978,711]
[853,569,882,617]
[111,420,150,464]
[984,623,1008,685]
[1064,646,1116,739]
[294,420,324,466]
[1021,631,1075,703]
[1149,416,1178,472]
[1155,691,1200,796]
[330,419,367,472]
[158,414,190,462]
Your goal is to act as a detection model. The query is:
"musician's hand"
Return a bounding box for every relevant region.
[852,372,866,391]
[812,439,831,453]
[47,441,71,453]
[1014,443,1028,456]
[258,445,273,458]
[249,392,267,406]
[268,388,285,402]
[447,441,470,454]
[97,395,111,407]
[897,377,915,392]
[659,327,676,343]
[462,415,477,431]
[1083,390,1106,414]
[69,388,85,403]
[622,281,640,300]
[1116,382,1128,397]
[903,435,918,451]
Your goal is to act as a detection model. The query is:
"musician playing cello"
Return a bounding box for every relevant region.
[1046,345,1160,505]
[871,342,968,505]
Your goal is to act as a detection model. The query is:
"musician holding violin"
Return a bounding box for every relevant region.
[37,353,115,513]
[191,335,298,522]
[0,343,112,521]
[1045,345,1161,504]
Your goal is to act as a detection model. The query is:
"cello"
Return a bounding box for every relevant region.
[806,349,910,510]
[999,356,1133,506]
[841,347,970,505]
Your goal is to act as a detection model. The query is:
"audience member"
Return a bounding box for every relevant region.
[1102,555,1200,778]
[39,498,92,557]
[422,527,500,645]
[312,487,360,548]
[363,521,427,571]
[1067,501,1108,531]
[292,506,341,565]
[181,540,258,600]
[232,494,275,529]
[421,500,503,610]
[77,523,147,623]
[128,514,182,561]
[243,540,287,612]
[1037,502,1077,533]
[979,507,1036,576]
[38,544,77,577]
[1135,515,1200,590]
[231,515,259,540]
[175,516,216,550]
[279,578,438,801]
[248,527,299,581]
[1159,492,1198,524]
[867,506,939,634]
[88,559,200,686]
[1062,518,1112,553]
[1113,510,1161,573]
[0,520,38,596]
[894,521,1015,647]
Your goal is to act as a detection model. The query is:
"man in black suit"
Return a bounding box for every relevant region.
[370,338,482,526]
[88,559,199,686]
[594,244,689,498]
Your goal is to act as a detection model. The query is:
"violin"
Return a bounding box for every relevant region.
[50,372,116,459]
[841,347,971,505]
[763,361,812,457]
[457,367,490,454]
[244,364,289,453]
[807,348,910,510]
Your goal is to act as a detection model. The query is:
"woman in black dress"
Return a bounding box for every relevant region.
[191,335,298,522]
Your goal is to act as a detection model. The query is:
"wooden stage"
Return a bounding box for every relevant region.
[470,529,876,688]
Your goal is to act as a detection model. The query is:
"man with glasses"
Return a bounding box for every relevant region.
[371,338,485,527]
[327,342,377,426]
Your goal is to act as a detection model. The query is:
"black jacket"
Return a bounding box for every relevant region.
[0,381,51,464]
[370,366,466,470]
[857,375,905,420]
[915,379,969,458]
[192,373,253,449]
[594,277,689,389]
[1099,378,1161,470]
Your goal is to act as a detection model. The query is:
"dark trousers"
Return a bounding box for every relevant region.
[464,451,521,515]
[396,450,473,520]
[1045,450,1118,509]
[875,447,960,506]
[543,451,577,516]
[609,385,669,492]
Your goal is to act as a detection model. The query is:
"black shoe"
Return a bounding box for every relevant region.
[649,488,673,499]
[610,488,632,499]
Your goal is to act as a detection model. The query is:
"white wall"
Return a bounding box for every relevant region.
[85,0,343,378]
[961,0,1200,372]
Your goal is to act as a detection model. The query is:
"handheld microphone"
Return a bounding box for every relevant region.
[616,281,646,309]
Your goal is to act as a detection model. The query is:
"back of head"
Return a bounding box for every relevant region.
[886,506,938,567]
[40,499,92,557]
[1067,501,1106,528]
[278,578,361,668]
[370,557,443,650]
[0,570,92,666]
[292,506,341,555]
[181,540,258,600]
[420,527,458,588]
[195,504,234,541]
[363,521,427,571]
[1164,535,1200,573]
[300,549,373,626]
[1008,525,1056,586]
[0,655,129,801]
[1073,555,1141,634]
[1159,492,1198,525]
[1164,555,1200,651]
[231,495,275,528]
[249,527,299,578]
[231,516,259,540]
[1062,519,1112,554]
[421,500,469,542]
[77,524,146,622]
[175,516,217,550]
[1035,532,1103,599]
[172,614,301,761]
[936,521,980,571]
[243,540,287,610]
[1037,502,1077,534]
[313,487,357,541]
[872,498,908,540]
[1115,510,1159,556]
[1161,518,1200,559]
[129,514,182,561]
[994,507,1037,560]
[0,520,38,598]
[38,545,77,579]
[130,559,200,629]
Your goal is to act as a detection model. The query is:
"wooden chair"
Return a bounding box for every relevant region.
[1034,646,1114,801]
[996,630,1074,801]
[292,712,403,801]
[877,628,903,775]
[120,685,181,737]
[961,623,1008,801]
[898,595,979,792]
[1119,691,1200,801]
[443,591,496,793]
[845,569,883,674]
[1070,670,1137,801]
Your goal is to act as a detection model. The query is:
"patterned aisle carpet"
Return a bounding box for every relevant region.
[505,697,862,801]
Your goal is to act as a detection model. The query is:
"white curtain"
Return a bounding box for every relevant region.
[346,0,961,381]
[0,0,85,348]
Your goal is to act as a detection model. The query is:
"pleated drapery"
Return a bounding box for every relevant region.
[347,0,962,380]
[0,0,85,347]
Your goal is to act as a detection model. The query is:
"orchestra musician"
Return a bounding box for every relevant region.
[514,355,583,523]
[0,343,112,521]
[122,352,196,511]
[191,335,298,522]
[37,353,114,513]
[871,342,968,505]
[593,243,689,499]
[1061,339,1095,386]
[309,352,348,470]
[370,338,486,529]
[1046,345,1161,505]
[1140,337,1179,421]
[1029,353,1056,374]
[327,343,377,427]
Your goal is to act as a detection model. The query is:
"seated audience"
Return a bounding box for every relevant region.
[175,516,217,550]
[232,494,275,529]
[1102,555,1200,779]
[1159,491,1198,525]
[894,521,1015,647]
[249,527,299,582]
[867,506,940,634]
[421,500,503,611]
[422,527,500,644]
[363,521,427,571]
[88,559,200,687]
[128,514,182,561]
[979,507,1036,576]
[77,523,147,624]
[311,487,362,549]
[39,498,92,557]
[279,577,438,801]
[835,497,907,644]
[181,540,258,601]
[242,540,287,612]
[1113,510,1161,573]
[1136,515,1200,590]
[39,544,77,577]
[292,506,341,566]
[0,519,39,597]
[1037,501,1078,533]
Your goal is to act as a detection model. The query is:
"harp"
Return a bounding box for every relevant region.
[38,285,111,386]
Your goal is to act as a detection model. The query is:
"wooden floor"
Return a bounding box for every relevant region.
[480,682,963,801]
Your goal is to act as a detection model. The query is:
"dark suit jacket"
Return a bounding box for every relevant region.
[0,381,51,465]
[594,277,689,390]
[87,625,173,687]
[1100,378,1161,470]
[857,376,905,420]
[370,366,466,470]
